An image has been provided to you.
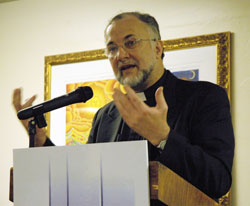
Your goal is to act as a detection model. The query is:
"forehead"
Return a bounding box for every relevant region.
[105,15,152,44]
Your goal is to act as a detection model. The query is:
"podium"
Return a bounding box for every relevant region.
[10,142,219,206]
[149,161,219,206]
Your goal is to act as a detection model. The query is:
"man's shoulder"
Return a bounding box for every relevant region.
[174,78,230,113]
[166,70,226,98]
[176,77,227,98]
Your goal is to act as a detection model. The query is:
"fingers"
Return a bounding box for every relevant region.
[12,88,37,112]
[113,85,147,116]
[123,85,149,113]
[155,86,168,111]
[112,88,131,117]
[12,88,22,112]
[113,85,170,145]
[23,95,37,108]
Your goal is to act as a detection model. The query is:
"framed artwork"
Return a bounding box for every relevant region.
[44,31,231,206]
[44,32,231,146]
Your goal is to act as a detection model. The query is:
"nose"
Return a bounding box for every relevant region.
[116,45,130,59]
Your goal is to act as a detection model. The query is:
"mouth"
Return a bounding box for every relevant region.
[119,64,137,72]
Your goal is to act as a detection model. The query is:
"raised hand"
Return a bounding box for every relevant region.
[112,85,170,146]
[12,88,47,147]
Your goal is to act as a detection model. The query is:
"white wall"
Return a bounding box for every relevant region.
[0,0,249,205]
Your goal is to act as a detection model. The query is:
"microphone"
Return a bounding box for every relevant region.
[17,86,93,120]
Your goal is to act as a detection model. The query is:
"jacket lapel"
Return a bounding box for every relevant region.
[97,105,122,142]
[164,71,179,129]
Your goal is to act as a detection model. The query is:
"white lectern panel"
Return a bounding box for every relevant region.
[13,141,149,206]
[49,147,68,206]
[101,141,149,206]
[67,144,101,206]
[14,147,50,206]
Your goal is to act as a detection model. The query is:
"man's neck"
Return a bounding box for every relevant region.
[142,65,165,91]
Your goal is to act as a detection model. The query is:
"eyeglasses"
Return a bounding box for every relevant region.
[105,38,157,58]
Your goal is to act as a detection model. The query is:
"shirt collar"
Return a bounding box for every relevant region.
[136,69,168,102]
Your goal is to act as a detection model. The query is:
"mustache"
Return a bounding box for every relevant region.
[118,60,138,71]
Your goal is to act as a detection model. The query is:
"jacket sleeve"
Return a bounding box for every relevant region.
[43,137,55,146]
[158,85,234,198]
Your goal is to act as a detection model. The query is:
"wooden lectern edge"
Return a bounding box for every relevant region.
[149,161,219,206]
[9,167,13,202]
[10,162,219,206]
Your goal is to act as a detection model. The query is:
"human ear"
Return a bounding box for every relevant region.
[155,40,164,59]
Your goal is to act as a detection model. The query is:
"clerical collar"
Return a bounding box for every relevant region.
[136,92,146,101]
[136,70,168,102]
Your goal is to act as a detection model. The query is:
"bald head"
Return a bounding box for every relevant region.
[105,12,161,40]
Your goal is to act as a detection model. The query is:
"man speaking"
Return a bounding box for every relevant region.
[13,11,234,200]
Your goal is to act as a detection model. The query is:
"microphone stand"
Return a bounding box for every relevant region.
[28,105,47,147]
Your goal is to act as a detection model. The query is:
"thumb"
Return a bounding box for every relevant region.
[155,87,168,110]
[23,95,37,108]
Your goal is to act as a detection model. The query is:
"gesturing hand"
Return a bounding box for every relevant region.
[112,85,170,146]
[12,88,47,146]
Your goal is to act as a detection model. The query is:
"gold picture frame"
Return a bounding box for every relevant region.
[44,31,231,205]
[44,32,231,141]
[44,32,231,142]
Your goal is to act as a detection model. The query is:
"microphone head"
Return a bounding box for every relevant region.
[77,86,93,102]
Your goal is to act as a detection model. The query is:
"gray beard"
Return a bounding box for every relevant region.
[116,66,153,92]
